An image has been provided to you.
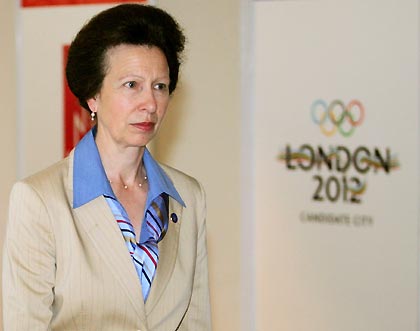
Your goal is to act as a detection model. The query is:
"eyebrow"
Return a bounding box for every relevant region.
[118,74,170,82]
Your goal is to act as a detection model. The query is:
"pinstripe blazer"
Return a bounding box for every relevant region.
[2,151,211,331]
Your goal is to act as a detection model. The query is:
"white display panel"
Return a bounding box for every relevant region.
[253,1,419,330]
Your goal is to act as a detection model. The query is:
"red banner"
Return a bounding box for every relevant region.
[22,0,145,7]
[63,45,92,156]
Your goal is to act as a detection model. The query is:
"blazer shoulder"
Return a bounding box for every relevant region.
[17,156,71,201]
[160,164,203,190]
[160,163,196,182]
[159,163,206,204]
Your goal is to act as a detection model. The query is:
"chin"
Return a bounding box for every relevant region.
[126,132,156,147]
[126,138,152,148]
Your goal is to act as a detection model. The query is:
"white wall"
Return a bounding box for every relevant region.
[0,0,17,328]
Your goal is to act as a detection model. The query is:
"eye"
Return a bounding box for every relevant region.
[124,81,136,89]
[154,83,168,91]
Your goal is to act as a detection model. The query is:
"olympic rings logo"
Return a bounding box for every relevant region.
[311,99,365,137]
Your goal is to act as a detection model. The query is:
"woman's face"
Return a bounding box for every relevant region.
[88,44,170,149]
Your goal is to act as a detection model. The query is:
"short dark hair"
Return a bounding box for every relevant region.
[66,4,185,111]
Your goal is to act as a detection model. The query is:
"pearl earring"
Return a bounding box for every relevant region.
[91,111,96,121]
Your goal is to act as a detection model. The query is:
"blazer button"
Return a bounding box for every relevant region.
[170,213,178,223]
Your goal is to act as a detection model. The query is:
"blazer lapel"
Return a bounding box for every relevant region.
[74,196,149,329]
[67,150,148,328]
[145,197,183,312]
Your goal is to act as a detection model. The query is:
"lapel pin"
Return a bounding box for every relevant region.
[170,213,178,223]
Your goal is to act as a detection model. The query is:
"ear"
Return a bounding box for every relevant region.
[87,97,98,113]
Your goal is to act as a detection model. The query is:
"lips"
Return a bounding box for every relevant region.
[131,122,155,132]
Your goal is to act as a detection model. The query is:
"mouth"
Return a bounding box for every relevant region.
[131,122,156,132]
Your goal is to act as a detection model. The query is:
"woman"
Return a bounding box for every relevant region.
[3,4,211,331]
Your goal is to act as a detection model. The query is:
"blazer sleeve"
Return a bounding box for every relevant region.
[3,181,56,331]
[178,180,212,330]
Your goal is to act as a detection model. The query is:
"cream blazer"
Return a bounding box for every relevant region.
[2,151,211,331]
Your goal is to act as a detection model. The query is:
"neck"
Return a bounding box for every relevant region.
[95,134,146,186]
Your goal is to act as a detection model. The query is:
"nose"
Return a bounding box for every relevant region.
[140,87,157,113]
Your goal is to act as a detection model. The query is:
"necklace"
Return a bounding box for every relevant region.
[108,164,148,190]
[109,175,148,189]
